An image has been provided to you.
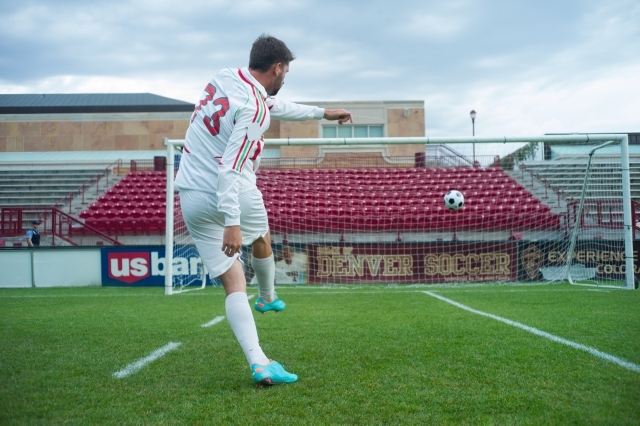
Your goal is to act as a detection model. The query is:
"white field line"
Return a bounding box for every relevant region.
[423,291,640,374]
[113,342,182,379]
[251,287,587,297]
[200,295,253,328]
[0,288,585,299]
[201,316,225,328]
[0,291,260,299]
[0,286,599,300]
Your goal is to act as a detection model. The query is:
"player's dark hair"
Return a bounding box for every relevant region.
[249,34,295,72]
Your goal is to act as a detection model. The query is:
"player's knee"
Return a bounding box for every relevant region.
[252,234,272,258]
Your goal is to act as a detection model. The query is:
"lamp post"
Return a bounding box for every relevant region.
[470,110,477,164]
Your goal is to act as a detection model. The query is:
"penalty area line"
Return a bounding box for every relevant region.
[113,342,182,379]
[423,291,640,374]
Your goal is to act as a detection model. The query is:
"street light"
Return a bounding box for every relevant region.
[470,110,477,164]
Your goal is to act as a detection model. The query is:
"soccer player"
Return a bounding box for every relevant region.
[174,34,352,387]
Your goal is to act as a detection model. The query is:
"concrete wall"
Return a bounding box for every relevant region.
[0,112,191,152]
[0,248,102,288]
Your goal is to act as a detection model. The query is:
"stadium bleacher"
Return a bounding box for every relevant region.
[260,167,557,233]
[80,171,168,235]
[520,159,640,201]
[0,168,111,208]
[80,167,559,236]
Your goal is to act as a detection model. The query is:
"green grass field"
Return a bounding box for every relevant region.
[1,283,639,425]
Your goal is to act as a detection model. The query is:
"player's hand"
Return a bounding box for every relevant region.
[222,226,242,257]
[323,109,353,125]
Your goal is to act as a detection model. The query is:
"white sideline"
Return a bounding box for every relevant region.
[423,291,640,374]
[113,342,182,379]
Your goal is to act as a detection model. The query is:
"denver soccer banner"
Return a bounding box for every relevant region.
[307,243,518,284]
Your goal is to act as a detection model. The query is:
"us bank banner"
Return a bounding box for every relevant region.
[101,246,214,287]
[307,243,518,284]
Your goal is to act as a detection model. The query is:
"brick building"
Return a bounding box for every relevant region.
[0,94,425,160]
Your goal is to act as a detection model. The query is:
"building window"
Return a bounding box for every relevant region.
[322,125,384,138]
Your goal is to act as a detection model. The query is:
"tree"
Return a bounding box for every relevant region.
[500,141,539,169]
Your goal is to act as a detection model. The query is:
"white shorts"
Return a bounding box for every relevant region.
[179,188,268,279]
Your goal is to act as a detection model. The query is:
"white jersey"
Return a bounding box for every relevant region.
[175,67,324,226]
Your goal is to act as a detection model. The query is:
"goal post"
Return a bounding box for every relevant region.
[164,134,635,293]
[564,139,632,288]
[164,140,207,295]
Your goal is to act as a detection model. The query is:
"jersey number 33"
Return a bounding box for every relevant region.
[191,84,229,136]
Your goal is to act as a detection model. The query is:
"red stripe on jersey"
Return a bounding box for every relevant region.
[232,135,249,169]
[259,102,268,126]
[239,141,255,172]
[268,103,274,110]
[183,145,191,154]
[214,156,222,159]
[251,87,260,123]
[239,69,266,124]
[252,140,262,160]
[238,69,253,87]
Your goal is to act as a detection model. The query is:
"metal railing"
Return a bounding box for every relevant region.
[566,199,624,230]
[1,207,121,246]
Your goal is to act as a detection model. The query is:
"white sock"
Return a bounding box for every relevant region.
[252,254,275,302]
[225,292,270,367]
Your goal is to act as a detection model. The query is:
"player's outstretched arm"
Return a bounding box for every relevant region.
[323,109,353,125]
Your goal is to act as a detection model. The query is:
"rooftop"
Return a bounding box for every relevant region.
[0,93,195,114]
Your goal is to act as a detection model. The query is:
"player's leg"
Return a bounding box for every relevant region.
[252,232,285,313]
[180,189,296,385]
[180,189,267,362]
[238,189,286,313]
[218,259,270,366]
[251,232,275,297]
[219,259,297,386]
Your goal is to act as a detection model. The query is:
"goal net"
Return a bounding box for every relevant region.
[164,134,635,294]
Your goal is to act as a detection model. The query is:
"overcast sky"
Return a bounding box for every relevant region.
[1,0,638,156]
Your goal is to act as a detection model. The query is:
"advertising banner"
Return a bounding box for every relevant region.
[307,243,518,284]
[101,246,213,287]
[517,240,630,283]
[246,244,308,285]
[101,240,636,286]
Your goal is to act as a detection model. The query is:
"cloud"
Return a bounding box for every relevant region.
[402,12,468,39]
[0,0,638,141]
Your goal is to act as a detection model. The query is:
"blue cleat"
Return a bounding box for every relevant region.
[251,361,298,387]
[254,296,286,314]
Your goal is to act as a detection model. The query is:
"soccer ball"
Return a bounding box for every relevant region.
[444,190,464,211]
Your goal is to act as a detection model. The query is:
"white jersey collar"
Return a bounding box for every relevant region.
[239,67,268,100]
